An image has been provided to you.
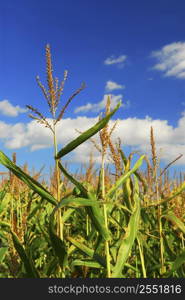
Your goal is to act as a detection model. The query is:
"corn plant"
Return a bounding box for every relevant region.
[0,45,185,278]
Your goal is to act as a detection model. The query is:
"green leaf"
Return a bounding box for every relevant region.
[71,259,102,269]
[56,102,121,159]
[67,236,106,267]
[96,169,103,198]
[59,162,88,197]
[165,249,185,277]
[112,187,141,277]
[107,155,145,198]
[0,247,8,263]
[46,258,58,277]
[48,225,67,270]
[0,151,57,206]
[63,208,75,223]
[85,205,111,241]
[58,163,110,241]
[119,149,128,168]
[49,205,68,270]
[27,198,45,220]
[163,235,176,260]
[11,231,40,278]
[0,193,12,214]
[161,212,185,235]
[51,194,99,213]
[0,221,11,231]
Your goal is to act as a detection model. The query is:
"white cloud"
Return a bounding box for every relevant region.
[74,94,124,113]
[0,99,27,117]
[104,55,127,67]
[151,42,185,79]
[105,80,125,92]
[0,112,185,165]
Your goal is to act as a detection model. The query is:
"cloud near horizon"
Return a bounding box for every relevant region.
[0,99,27,117]
[151,41,185,79]
[75,80,127,114]
[74,94,125,113]
[0,112,185,166]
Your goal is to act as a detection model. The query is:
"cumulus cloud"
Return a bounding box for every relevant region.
[0,112,185,165]
[74,94,126,113]
[104,55,127,67]
[105,80,125,92]
[151,42,185,79]
[0,99,27,117]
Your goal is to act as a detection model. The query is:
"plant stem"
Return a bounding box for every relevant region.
[101,155,111,278]
[53,123,63,241]
[137,237,147,278]
[155,176,165,275]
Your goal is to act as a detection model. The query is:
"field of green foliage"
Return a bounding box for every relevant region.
[0,45,184,278]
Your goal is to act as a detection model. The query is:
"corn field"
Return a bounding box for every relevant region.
[0,45,185,278]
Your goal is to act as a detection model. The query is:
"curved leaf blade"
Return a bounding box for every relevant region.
[67,236,106,267]
[107,155,145,198]
[56,102,121,159]
[165,249,185,277]
[0,151,57,206]
[112,191,141,277]
[71,259,102,269]
[11,231,40,278]
[162,212,185,235]
[0,247,8,263]
[58,163,110,241]
[48,225,67,270]
[59,162,88,197]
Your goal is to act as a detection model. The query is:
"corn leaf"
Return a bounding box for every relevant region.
[86,206,111,241]
[63,208,75,223]
[11,231,40,278]
[112,191,141,277]
[162,212,185,235]
[71,259,102,269]
[56,102,121,159]
[27,198,45,220]
[0,247,8,263]
[58,163,110,241]
[48,226,68,270]
[0,221,11,232]
[66,236,106,267]
[0,151,57,206]
[107,155,145,198]
[49,207,67,269]
[59,162,88,197]
[54,196,99,208]
[48,195,103,269]
[165,249,185,277]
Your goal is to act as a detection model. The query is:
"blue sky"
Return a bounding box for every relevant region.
[0,0,185,177]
